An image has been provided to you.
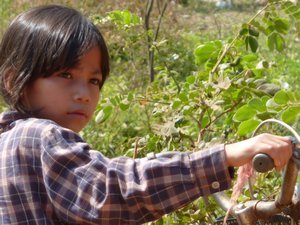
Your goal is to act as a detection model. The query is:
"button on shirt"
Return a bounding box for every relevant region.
[0,111,233,225]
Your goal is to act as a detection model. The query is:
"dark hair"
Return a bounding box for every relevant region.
[0,4,110,113]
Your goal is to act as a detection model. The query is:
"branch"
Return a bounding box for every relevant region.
[195,106,207,145]
[145,0,154,32]
[154,0,169,42]
[135,97,170,105]
[205,99,243,130]
[210,3,272,81]
[144,0,155,82]
[154,46,181,93]
[144,0,170,82]
[133,137,140,159]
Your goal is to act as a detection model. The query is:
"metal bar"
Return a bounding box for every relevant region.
[277,160,298,206]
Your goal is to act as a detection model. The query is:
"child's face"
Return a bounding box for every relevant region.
[23,46,103,132]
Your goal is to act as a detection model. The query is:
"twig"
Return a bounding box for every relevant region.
[154,46,181,93]
[154,0,168,42]
[135,97,170,105]
[145,0,155,82]
[179,131,196,148]
[205,99,242,129]
[196,107,207,145]
[210,3,272,81]
[144,0,170,82]
[133,137,140,159]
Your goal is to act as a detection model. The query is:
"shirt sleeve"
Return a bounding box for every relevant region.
[41,126,232,225]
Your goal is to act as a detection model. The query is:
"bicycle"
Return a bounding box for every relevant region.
[212,119,300,225]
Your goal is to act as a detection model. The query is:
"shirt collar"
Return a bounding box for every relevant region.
[0,111,28,132]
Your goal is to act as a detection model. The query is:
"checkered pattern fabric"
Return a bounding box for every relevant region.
[0,111,232,224]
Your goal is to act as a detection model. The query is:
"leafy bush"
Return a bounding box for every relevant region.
[85,1,300,223]
[1,0,299,223]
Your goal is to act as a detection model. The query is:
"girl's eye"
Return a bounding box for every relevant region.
[90,78,101,86]
[59,72,72,79]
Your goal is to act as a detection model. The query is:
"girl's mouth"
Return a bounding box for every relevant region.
[67,111,88,119]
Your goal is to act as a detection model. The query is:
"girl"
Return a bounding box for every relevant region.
[0,4,292,225]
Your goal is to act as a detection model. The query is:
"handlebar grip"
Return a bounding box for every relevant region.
[252,153,274,173]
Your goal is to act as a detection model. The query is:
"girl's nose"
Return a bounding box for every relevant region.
[73,84,91,103]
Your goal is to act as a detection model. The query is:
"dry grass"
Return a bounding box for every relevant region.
[0,0,258,38]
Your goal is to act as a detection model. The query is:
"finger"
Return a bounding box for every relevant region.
[275,163,285,172]
[257,135,292,168]
[260,134,292,147]
[263,133,291,141]
[254,134,291,151]
[273,158,283,171]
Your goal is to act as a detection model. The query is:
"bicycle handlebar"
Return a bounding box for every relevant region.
[212,119,300,224]
[252,153,274,173]
[213,157,299,224]
[252,136,300,173]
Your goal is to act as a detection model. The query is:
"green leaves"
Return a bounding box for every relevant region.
[119,99,130,111]
[95,105,113,123]
[267,32,285,52]
[273,90,300,124]
[95,93,134,123]
[233,105,257,122]
[274,90,289,105]
[282,1,300,19]
[241,24,260,53]
[91,10,141,31]
[273,18,290,34]
[194,41,222,64]
[282,106,300,124]
[107,10,141,29]
[233,100,265,136]
[238,119,261,136]
[248,98,266,112]
[243,13,292,53]
[265,17,290,52]
[84,2,300,224]
[249,26,260,37]
[245,35,259,53]
[234,89,300,136]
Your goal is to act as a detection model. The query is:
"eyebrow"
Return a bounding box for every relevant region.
[71,65,102,76]
[90,69,102,76]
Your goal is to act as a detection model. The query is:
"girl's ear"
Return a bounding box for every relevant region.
[3,68,14,94]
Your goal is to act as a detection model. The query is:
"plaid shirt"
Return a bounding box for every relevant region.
[0,111,232,225]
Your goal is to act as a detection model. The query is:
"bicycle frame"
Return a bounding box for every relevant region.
[212,119,300,225]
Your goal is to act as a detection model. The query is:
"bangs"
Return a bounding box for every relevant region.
[30,7,109,78]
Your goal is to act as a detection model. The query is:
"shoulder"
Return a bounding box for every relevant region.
[4,117,85,146]
[14,117,64,136]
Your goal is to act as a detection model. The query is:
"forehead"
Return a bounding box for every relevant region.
[72,46,102,74]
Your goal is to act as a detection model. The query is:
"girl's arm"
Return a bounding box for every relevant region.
[41,126,232,224]
[41,126,292,224]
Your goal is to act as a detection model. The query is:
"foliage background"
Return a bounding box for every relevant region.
[1,0,299,224]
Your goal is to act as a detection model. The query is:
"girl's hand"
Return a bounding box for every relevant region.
[225,133,293,170]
